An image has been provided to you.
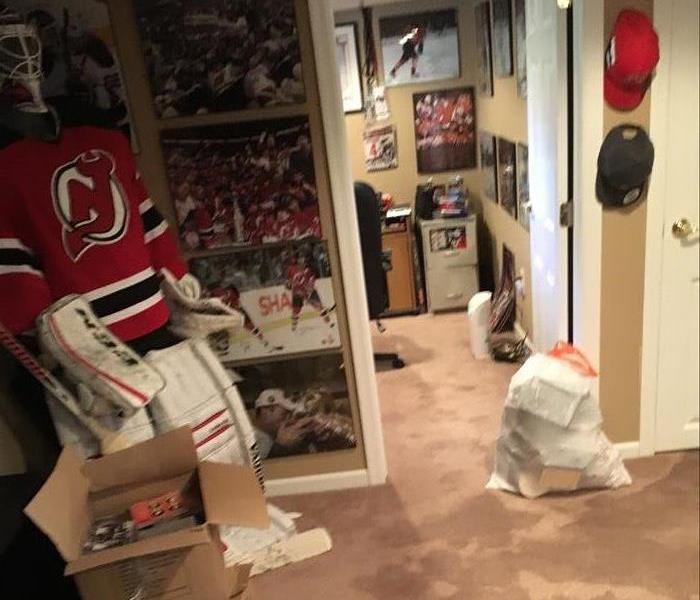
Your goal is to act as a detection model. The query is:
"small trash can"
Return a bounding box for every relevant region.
[468,291,492,359]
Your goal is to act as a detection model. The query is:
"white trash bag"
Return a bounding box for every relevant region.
[487,343,631,498]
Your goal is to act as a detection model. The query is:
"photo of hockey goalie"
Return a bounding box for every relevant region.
[413,87,477,173]
[189,240,340,363]
[380,9,460,87]
[5,0,132,135]
[162,118,321,251]
[235,353,356,460]
[133,0,305,118]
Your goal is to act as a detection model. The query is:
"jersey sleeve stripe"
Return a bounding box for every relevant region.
[144,221,168,244]
[138,198,154,214]
[0,239,34,253]
[141,205,166,233]
[0,248,41,270]
[0,264,45,277]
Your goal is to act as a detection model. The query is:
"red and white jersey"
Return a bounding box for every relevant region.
[0,126,186,341]
[286,264,316,298]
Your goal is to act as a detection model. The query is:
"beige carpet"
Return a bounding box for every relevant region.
[255,313,699,600]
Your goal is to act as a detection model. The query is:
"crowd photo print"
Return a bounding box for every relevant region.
[162,117,321,251]
[413,87,477,173]
[189,241,340,362]
[235,354,356,460]
[133,0,305,117]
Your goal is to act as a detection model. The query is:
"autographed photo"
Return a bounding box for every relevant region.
[379,9,459,87]
[236,353,357,460]
[133,0,305,117]
[162,117,321,251]
[189,240,340,362]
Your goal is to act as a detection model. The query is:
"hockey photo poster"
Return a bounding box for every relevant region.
[162,117,321,252]
[479,131,498,203]
[235,353,357,460]
[133,0,305,118]
[6,0,133,138]
[492,0,514,78]
[189,240,340,363]
[379,9,459,87]
[517,142,530,231]
[474,2,493,97]
[497,137,517,219]
[514,0,528,98]
[363,125,398,172]
[413,87,477,174]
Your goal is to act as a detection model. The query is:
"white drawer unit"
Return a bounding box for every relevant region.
[420,216,479,312]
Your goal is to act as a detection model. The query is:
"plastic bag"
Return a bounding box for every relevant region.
[486,344,631,498]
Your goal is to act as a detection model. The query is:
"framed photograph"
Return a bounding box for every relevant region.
[379,9,460,87]
[335,22,364,113]
[474,2,493,97]
[363,125,398,171]
[162,117,321,251]
[189,240,340,363]
[133,0,305,118]
[492,0,513,78]
[497,138,517,219]
[479,131,498,202]
[236,353,357,460]
[413,87,477,173]
[517,142,530,231]
[514,0,527,98]
[7,0,134,140]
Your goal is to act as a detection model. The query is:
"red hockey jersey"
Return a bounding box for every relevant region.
[0,126,186,341]
[286,264,316,298]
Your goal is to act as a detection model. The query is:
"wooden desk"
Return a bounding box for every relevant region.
[382,228,416,314]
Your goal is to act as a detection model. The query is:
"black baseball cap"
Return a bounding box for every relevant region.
[596,125,654,207]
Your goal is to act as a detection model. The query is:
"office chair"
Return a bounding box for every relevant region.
[354,181,405,369]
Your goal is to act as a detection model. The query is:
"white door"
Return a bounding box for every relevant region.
[652,0,700,452]
[526,0,569,350]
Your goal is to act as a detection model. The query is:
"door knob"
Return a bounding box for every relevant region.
[671,218,698,239]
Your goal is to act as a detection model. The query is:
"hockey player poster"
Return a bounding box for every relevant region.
[379,9,460,87]
[413,88,477,174]
[363,125,398,172]
[133,0,305,118]
[479,131,498,202]
[162,117,321,251]
[497,137,517,219]
[6,0,133,138]
[236,353,356,460]
[189,241,340,363]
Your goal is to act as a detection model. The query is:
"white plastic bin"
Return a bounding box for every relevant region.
[468,291,492,359]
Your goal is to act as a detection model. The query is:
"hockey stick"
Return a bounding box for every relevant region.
[0,320,131,455]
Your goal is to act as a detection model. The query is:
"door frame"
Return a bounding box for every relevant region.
[638,0,677,457]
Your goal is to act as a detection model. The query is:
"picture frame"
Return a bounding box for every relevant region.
[497,137,517,219]
[514,0,528,98]
[335,22,364,113]
[161,117,321,252]
[479,131,498,202]
[189,240,340,363]
[235,353,357,460]
[413,87,477,174]
[517,142,530,231]
[133,0,305,118]
[474,2,494,97]
[363,125,398,172]
[379,9,460,87]
[492,0,514,78]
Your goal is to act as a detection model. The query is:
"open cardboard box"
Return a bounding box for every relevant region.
[24,427,269,600]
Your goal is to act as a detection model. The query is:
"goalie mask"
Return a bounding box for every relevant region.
[0,8,47,113]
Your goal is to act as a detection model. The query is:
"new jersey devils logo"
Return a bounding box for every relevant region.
[51,149,130,261]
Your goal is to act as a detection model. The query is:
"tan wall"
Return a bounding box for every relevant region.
[598,0,653,443]
[337,0,532,332]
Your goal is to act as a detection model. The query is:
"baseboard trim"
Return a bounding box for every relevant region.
[614,441,641,460]
[513,321,536,353]
[265,469,370,497]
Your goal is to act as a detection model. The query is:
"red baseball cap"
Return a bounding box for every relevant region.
[604,10,660,110]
